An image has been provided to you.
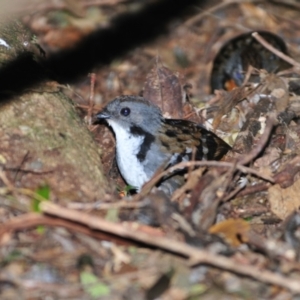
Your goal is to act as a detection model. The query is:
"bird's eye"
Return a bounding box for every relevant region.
[120,107,131,116]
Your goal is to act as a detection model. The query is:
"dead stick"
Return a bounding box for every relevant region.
[41,202,300,293]
[252,32,300,69]
[146,160,274,188]
[0,213,132,246]
[134,160,271,203]
[189,254,300,292]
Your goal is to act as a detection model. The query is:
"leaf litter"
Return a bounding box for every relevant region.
[2,1,300,299]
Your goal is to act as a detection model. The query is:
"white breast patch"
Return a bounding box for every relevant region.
[107,120,149,190]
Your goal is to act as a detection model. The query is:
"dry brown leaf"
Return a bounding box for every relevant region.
[260,73,289,113]
[143,62,184,118]
[209,218,250,247]
[210,87,249,131]
[268,179,300,220]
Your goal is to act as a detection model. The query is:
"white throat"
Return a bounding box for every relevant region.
[107,120,149,190]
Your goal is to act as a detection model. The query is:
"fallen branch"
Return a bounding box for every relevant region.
[40,202,300,293]
[0,213,132,246]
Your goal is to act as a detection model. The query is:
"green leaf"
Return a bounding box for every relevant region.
[36,185,50,199]
[32,198,40,212]
[124,185,135,193]
[80,271,110,298]
[116,184,135,197]
[32,185,50,212]
[31,185,51,233]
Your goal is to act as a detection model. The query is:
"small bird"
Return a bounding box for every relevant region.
[96,96,231,194]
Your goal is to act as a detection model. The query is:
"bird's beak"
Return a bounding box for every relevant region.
[96,111,110,119]
[93,109,111,124]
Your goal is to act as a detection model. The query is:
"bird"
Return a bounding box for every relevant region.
[210,31,290,92]
[95,95,231,194]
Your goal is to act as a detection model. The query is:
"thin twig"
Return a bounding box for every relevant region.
[146,160,274,190]
[252,32,300,69]
[188,254,300,293]
[132,159,273,202]
[221,183,245,203]
[234,182,270,198]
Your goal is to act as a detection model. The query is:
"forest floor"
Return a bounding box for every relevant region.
[2,0,300,299]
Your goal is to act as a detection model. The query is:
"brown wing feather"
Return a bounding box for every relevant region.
[159,119,231,160]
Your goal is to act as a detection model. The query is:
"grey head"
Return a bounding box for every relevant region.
[96,95,163,134]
